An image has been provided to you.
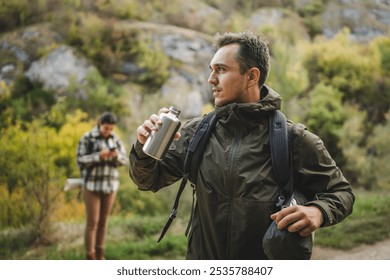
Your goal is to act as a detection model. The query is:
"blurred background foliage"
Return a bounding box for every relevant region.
[0,0,390,259]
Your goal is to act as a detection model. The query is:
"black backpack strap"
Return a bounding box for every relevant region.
[269,110,295,208]
[157,111,217,242]
[157,177,188,242]
[185,111,217,182]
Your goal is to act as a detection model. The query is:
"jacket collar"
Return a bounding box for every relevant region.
[91,125,117,140]
[214,85,282,120]
[90,125,101,138]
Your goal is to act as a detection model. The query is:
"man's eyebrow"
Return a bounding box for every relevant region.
[209,63,228,69]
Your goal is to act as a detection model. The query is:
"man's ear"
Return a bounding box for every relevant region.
[248,67,260,85]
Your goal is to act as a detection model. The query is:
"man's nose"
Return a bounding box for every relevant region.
[208,72,217,84]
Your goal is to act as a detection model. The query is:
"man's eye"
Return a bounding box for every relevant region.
[217,67,225,72]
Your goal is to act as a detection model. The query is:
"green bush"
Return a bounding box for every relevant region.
[0,0,61,32]
[338,104,390,191]
[0,112,94,239]
[116,183,166,216]
[303,83,345,163]
[364,119,390,190]
[0,0,29,32]
[61,69,128,121]
[10,76,56,122]
[62,14,170,88]
[295,0,325,17]
[267,40,309,103]
[337,104,369,187]
[303,30,390,123]
[0,120,66,241]
[95,0,139,20]
[0,227,35,259]
[316,190,390,249]
[124,32,170,88]
[304,30,376,98]
[0,87,12,130]
[375,37,390,74]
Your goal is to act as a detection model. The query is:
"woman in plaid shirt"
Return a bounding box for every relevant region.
[77,112,128,260]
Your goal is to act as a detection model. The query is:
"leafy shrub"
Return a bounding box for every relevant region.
[316,190,390,249]
[364,119,390,190]
[0,111,97,239]
[304,29,390,124]
[0,185,31,228]
[59,69,128,122]
[0,120,66,241]
[304,30,376,99]
[337,104,369,187]
[62,13,170,88]
[338,103,390,191]
[0,0,29,32]
[95,0,139,20]
[303,14,323,38]
[0,226,36,259]
[128,36,170,87]
[267,40,309,103]
[374,37,390,74]
[303,83,345,163]
[0,86,13,129]
[10,76,56,122]
[116,184,166,216]
[0,0,62,32]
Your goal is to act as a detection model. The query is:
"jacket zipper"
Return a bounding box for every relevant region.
[226,133,241,258]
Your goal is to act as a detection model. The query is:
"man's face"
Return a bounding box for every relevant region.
[208,44,249,107]
[99,123,114,139]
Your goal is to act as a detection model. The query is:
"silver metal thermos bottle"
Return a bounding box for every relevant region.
[142,106,181,160]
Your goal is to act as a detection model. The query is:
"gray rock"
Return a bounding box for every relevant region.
[146,24,215,109]
[248,8,285,28]
[0,64,16,86]
[164,0,223,34]
[155,32,213,66]
[322,0,390,41]
[0,41,29,63]
[160,71,204,118]
[25,45,94,93]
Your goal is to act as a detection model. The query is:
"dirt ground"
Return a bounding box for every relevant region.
[311,238,390,260]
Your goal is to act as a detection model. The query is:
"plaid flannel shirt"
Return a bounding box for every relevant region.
[76,126,128,193]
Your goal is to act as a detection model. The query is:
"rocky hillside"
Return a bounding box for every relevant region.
[1,0,389,120]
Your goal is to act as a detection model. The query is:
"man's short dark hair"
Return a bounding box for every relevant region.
[213,31,270,88]
[99,112,117,125]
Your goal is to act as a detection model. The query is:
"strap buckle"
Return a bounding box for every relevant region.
[276,195,285,208]
[169,209,178,219]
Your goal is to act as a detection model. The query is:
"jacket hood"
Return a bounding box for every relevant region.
[260,85,282,110]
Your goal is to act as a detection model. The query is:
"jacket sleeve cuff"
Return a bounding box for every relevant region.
[305,200,332,227]
[131,140,152,160]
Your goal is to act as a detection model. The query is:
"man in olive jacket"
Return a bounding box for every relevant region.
[129,31,354,259]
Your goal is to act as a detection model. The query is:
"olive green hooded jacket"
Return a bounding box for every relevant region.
[129,86,354,260]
